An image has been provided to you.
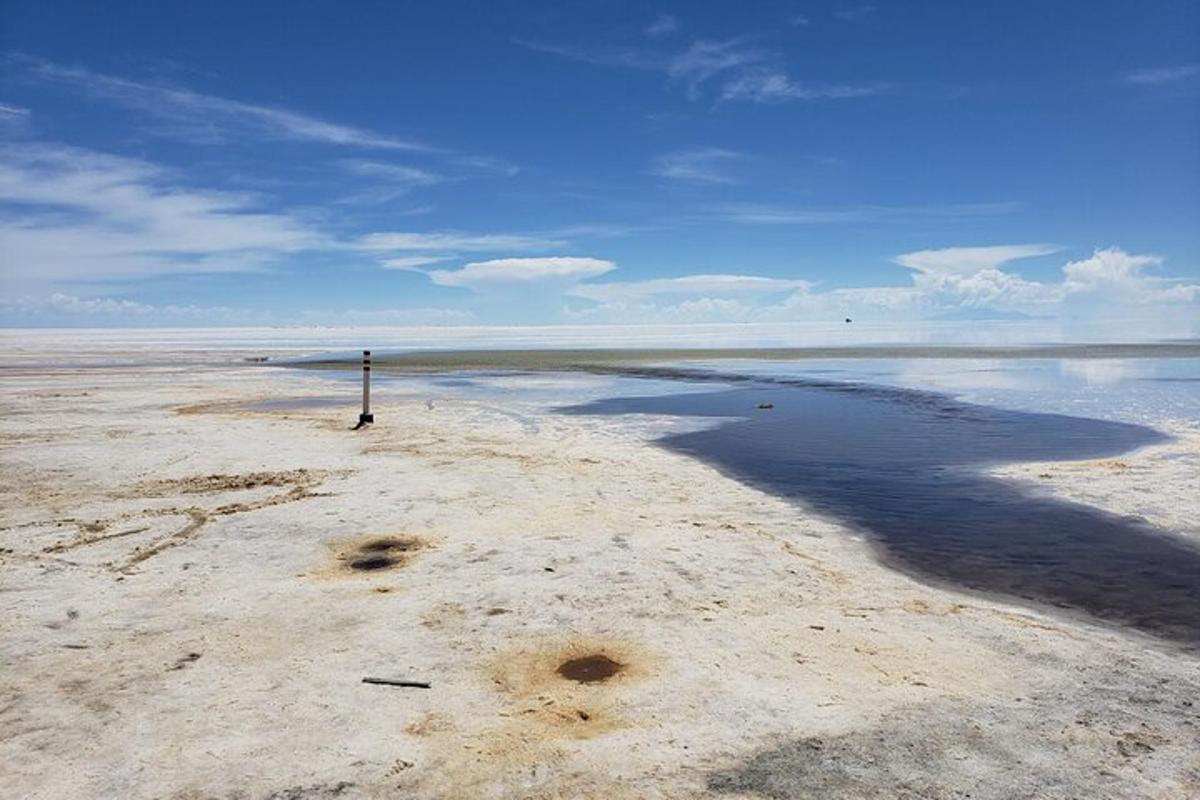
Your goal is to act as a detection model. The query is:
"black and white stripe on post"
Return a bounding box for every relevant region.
[357,349,374,428]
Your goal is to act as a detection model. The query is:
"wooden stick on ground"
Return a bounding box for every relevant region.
[361,677,431,689]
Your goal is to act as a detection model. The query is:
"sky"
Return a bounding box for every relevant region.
[1,0,1198,336]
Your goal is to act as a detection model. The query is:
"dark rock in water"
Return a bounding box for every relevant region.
[757,403,774,410]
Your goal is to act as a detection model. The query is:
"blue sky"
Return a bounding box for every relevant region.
[1,0,1198,333]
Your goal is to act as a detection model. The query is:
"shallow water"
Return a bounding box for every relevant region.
[559,372,1200,647]
[675,357,1200,426]
[289,354,1200,645]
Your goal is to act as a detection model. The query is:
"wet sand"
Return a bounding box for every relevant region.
[1,350,1198,799]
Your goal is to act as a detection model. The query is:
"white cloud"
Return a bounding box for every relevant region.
[355,231,567,253]
[667,38,766,99]
[826,286,920,311]
[517,35,883,105]
[339,159,442,187]
[510,39,664,71]
[0,292,241,321]
[0,141,553,288]
[721,205,871,224]
[1123,64,1200,85]
[23,58,428,150]
[569,274,812,302]
[891,245,1064,310]
[300,306,476,325]
[567,296,760,323]
[834,4,876,22]
[651,148,745,184]
[0,143,322,284]
[645,14,680,37]
[0,102,31,133]
[721,201,1021,225]
[1062,247,1199,303]
[720,70,885,103]
[894,244,1061,275]
[379,255,453,271]
[426,257,615,289]
[334,159,446,204]
[1062,247,1160,287]
[564,246,1197,326]
[891,245,1199,313]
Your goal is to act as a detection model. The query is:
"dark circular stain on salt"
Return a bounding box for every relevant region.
[557,654,623,683]
[348,556,398,571]
[334,535,428,575]
[359,537,416,553]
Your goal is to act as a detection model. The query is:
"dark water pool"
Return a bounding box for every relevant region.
[560,378,1200,647]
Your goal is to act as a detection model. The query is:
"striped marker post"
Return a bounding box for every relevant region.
[358,349,374,426]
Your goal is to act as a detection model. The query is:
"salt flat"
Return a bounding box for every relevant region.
[1,346,1198,799]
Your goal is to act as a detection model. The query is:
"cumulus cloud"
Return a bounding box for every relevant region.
[1062,247,1160,288]
[427,257,616,289]
[1062,247,1199,303]
[561,246,1197,326]
[892,245,1199,313]
[888,245,1063,310]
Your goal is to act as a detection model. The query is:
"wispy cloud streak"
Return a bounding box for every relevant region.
[19,57,430,150]
[1122,63,1199,85]
[652,148,745,184]
[514,35,884,104]
[719,201,1022,225]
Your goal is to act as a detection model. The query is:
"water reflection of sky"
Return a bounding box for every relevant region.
[304,357,1200,429]
[680,358,1200,427]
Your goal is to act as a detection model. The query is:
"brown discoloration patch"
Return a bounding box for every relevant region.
[134,469,328,496]
[481,638,650,745]
[405,712,455,737]
[27,470,342,572]
[317,534,432,578]
[172,399,255,416]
